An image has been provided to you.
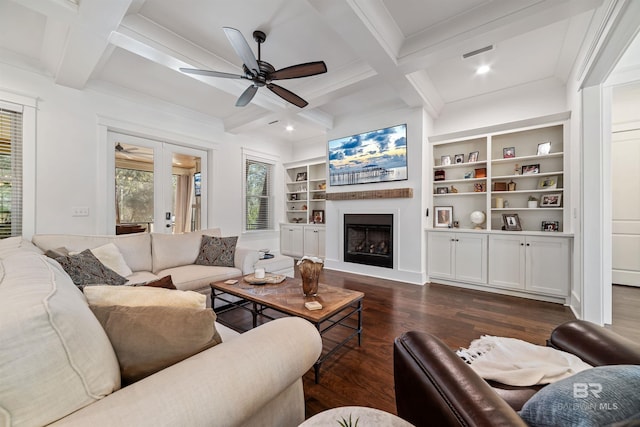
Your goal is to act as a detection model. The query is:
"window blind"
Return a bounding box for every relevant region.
[245,158,272,231]
[0,106,23,238]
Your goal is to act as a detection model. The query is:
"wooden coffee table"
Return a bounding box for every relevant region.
[211,276,364,383]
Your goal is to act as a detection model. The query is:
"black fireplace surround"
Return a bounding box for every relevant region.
[344,214,393,269]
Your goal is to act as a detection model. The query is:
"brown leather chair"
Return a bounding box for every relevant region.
[393,320,640,427]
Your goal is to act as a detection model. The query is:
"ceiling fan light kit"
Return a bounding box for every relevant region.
[180,27,327,108]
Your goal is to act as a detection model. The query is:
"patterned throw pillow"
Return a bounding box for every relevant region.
[194,235,238,267]
[56,249,128,289]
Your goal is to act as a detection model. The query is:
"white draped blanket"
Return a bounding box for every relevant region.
[456,335,592,386]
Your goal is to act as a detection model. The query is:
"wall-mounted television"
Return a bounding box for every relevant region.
[328,123,407,186]
[194,172,201,197]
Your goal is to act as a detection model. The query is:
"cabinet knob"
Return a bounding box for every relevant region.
[526,243,530,246]
[451,238,455,242]
[520,243,524,246]
[456,239,459,242]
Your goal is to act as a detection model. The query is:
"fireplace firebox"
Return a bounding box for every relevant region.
[344,214,393,268]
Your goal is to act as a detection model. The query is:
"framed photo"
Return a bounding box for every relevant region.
[521,164,540,175]
[541,221,559,232]
[538,175,558,189]
[312,210,324,224]
[468,151,479,162]
[441,155,451,166]
[436,187,448,194]
[503,147,516,158]
[540,193,562,207]
[296,171,307,181]
[502,213,522,231]
[537,141,551,155]
[454,154,464,164]
[434,169,445,181]
[434,206,453,228]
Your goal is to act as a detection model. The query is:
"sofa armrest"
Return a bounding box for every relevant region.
[549,319,640,366]
[394,331,527,427]
[52,317,322,427]
[234,246,260,274]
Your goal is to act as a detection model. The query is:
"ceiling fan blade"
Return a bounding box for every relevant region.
[179,68,245,79]
[223,27,259,76]
[236,85,259,107]
[269,61,327,80]
[267,83,308,108]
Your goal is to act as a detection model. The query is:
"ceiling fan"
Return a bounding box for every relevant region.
[180,27,327,108]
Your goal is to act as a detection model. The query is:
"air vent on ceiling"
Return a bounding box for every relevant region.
[462,45,493,59]
[268,120,280,125]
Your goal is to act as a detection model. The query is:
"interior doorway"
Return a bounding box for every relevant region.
[108,132,207,235]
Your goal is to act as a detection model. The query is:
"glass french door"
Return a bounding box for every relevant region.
[108,132,207,234]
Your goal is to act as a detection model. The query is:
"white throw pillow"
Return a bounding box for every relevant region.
[71,243,133,277]
[84,285,206,309]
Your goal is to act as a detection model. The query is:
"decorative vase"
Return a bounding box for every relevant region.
[528,200,537,208]
[298,256,324,296]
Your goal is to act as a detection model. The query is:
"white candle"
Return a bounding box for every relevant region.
[254,268,265,279]
[496,197,504,208]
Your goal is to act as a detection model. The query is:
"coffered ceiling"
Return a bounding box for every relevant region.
[0,0,608,142]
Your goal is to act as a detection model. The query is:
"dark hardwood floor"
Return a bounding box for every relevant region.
[299,269,577,418]
[216,269,639,419]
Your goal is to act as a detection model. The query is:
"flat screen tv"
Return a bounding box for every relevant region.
[328,123,407,186]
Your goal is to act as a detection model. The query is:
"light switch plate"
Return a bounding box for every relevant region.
[72,207,89,217]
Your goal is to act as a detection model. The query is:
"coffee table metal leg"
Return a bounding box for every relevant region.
[357,300,363,346]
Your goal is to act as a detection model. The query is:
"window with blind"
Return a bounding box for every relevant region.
[244,157,273,231]
[0,106,22,238]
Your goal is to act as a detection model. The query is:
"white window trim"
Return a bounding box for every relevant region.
[0,92,36,239]
[242,147,278,233]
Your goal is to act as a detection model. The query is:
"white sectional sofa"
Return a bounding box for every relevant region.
[0,236,321,427]
[31,228,293,305]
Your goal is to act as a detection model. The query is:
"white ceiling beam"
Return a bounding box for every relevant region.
[54,0,133,89]
[11,0,78,23]
[39,18,70,77]
[405,70,444,118]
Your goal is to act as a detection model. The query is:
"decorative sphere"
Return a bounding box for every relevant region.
[470,211,486,226]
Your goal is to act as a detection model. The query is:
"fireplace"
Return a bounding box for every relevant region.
[344,214,393,268]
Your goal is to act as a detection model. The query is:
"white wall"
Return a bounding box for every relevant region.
[0,61,291,251]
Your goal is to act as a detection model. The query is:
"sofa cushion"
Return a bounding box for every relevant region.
[32,233,153,272]
[157,264,241,292]
[519,365,640,427]
[195,235,238,267]
[0,236,43,258]
[90,304,222,385]
[84,285,206,309]
[56,249,128,288]
[85,242,133,277]
[151,228,222,273]
[0,253,120,427]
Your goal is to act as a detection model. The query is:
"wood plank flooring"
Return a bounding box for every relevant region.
[215,269,639,419]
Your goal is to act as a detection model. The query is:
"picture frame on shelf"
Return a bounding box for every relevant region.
[312,210,324,224]
[290,193,297,200]
[434,206,453,228]
[468,151,479,162]
[521,164,540,175]
[540,193,562,207]
[454,154,464,164]
[503,147,516,158]
[541,221,559,232]
[436,187,448,194]
[537,141,551,155]
[296,171,307,181]
[434,169,446,181]
[441,155,451,166]
[538,175,558,189]
[502,213,522,231]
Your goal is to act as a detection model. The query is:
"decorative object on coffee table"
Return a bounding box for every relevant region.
[300,406,414,426]
[298,256,323,296]
[243,273,286,285]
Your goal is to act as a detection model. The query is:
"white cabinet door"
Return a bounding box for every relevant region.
[455,234,488,284]
[304,226,325,258]
[488,235,526,290]
[428,232,455,279]
[526,236,570,296]
[280,225,304,258]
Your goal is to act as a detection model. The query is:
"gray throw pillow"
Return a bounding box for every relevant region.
[194,235,238,267]
[519,365,640,427]
[56,249,128,289]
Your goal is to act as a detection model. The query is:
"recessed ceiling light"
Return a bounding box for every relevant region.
[476,65,491,75]
[285,125,294,132]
